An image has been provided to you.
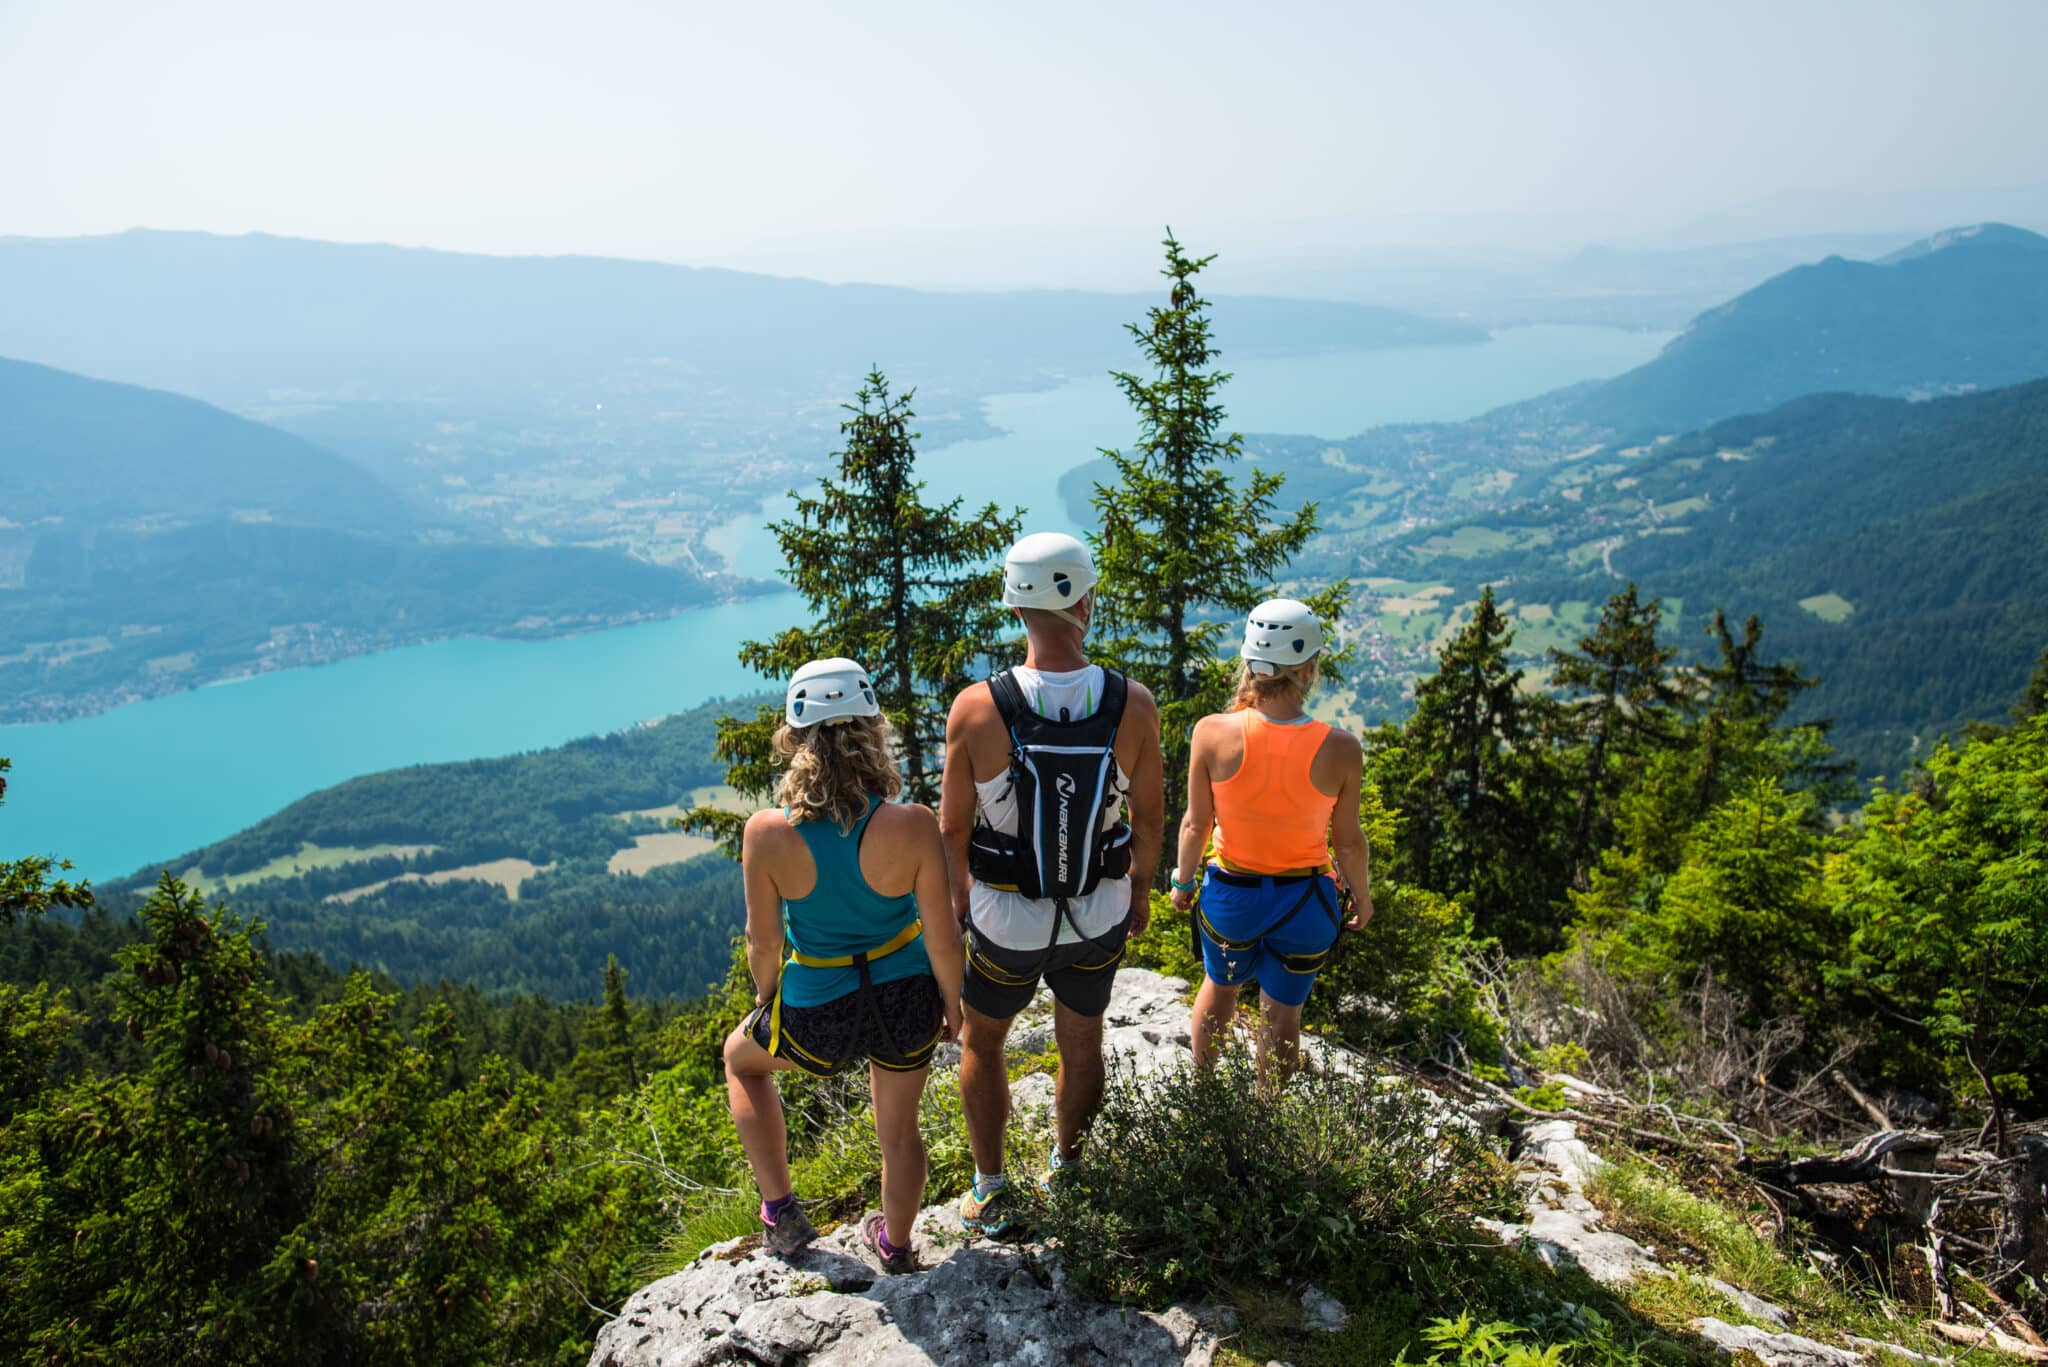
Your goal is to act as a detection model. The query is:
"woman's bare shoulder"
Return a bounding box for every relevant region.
[744,806,795,846]
[872,800,938,833]
[1318,724,1365,767]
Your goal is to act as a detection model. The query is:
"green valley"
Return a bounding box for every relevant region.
[0,357,736,722]
[98,697,762,999]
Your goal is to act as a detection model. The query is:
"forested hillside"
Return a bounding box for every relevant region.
[103,697,758,998]
[1217,233,2048,778]
[1396,378,2048,779]
[1571,224,2048,433]
[0,359,731,722]
[0,355,413,531]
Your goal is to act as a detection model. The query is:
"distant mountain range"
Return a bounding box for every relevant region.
[0,229,1485,409]
[1217,231,1924,331]
[1245,224,2048,780]
[1569,223,2048,434]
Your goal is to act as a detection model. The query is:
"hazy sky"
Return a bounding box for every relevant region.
[4,0,2046,288]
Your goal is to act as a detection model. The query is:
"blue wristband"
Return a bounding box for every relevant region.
[1170,876,1197,891]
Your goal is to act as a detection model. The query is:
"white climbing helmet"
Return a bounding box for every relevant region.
[1001,531,1097,609]
[784,657,880,728]
[1240,598,1326,675]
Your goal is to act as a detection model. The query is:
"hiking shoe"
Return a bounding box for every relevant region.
[1037,1143,1074,1198]
[863,1213,917,1274]
[762,1201,816,1255]
[958,1182,1017,1238]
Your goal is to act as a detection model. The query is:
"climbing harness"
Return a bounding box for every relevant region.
[1193,867,1344,977]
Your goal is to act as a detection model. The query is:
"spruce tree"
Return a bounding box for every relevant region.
[1376,587,1563,949]
[1090,232,1346,820]
[1689,609,1844,814]
[686,370,1021,848]
[2014,642,2048,722]
[596,953,637,1093]
[1548,584,1682,884]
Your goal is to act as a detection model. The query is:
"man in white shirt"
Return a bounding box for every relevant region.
[939,531,1163,1237]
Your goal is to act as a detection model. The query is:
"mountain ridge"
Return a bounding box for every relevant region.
[0,354,415,533]
[1567,224,2048,434]
[0,228,1486,408]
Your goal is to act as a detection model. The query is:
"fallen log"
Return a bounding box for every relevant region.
[1742,1129,1944,1202]
[1924,1319,2048,1361]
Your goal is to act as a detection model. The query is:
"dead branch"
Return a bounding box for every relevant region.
[1832,1068,1894,1130]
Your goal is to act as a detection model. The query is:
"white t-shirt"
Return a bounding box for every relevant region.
[968,665,1134,951]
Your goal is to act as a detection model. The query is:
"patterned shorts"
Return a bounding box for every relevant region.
[747,974,944,1076]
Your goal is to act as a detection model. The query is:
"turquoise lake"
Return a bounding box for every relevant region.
[4,324,1670,880]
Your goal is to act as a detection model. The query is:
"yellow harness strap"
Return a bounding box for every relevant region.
[767,918,924,1059]
[1195,881,1339,974]
[788,917,924,969]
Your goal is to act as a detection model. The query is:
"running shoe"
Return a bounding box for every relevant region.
[862,1212,917,1274]
[762,1201,817,1255]
[958,1182,1016,1237]
[1037,1142,1074,1198]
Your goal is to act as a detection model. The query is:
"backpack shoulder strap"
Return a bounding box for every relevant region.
[1097,668,1129,727]
[987,669,1030,733]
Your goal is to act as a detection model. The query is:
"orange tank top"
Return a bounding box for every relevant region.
[1211,710,1337,874]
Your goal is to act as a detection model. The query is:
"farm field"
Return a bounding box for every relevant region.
[180,841,438,894]
[326,857,551,904]
[607,832,719,876]
[1799,592,1855,623]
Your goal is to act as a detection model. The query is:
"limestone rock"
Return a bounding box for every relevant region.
[1299,1284,1349,1333]
[1700,1276,1791,1329]
[1518,1118,1606,1190]
[592,1193,1225,1367]
[1691,1317,1862,1366]
[591,969,1232,1367]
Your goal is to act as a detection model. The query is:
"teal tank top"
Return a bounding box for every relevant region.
[779,796,930,1008]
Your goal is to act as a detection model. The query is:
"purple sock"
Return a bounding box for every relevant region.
[761,1192,797,1225]
[876,1223,908,1258]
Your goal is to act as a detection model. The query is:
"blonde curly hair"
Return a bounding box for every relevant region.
[773,714,903,830]
[1232,656,1320,711]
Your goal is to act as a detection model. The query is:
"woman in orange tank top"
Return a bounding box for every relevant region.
[1169,599,1373,1089]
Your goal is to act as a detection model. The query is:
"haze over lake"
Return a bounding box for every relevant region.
[6,324,1669,881]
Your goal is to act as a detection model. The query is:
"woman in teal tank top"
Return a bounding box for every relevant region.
[723,659,964,1273]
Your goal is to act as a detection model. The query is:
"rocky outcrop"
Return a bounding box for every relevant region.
[590,1204,1227,1367]
[591,967,1937,1366]
[589,970,1234,1367]
[1489,1113,1939,1365]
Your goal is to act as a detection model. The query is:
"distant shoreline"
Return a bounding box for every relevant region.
[0,576,781,730]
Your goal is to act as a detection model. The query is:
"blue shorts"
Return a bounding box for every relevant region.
[1196,870,1341,1007]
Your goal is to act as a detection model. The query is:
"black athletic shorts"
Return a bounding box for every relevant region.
[963,917,1129,1021]
[746,974,944,1077]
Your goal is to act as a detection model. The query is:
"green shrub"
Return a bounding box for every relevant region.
[1034,1050,1511,1305]
[1514,1080,1570,1112]
[1531,1042,1592,1076]
[1122,888,1204,983]
[1394,1314,1571,1366]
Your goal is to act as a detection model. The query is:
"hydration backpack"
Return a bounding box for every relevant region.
[967,668,1133,908]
